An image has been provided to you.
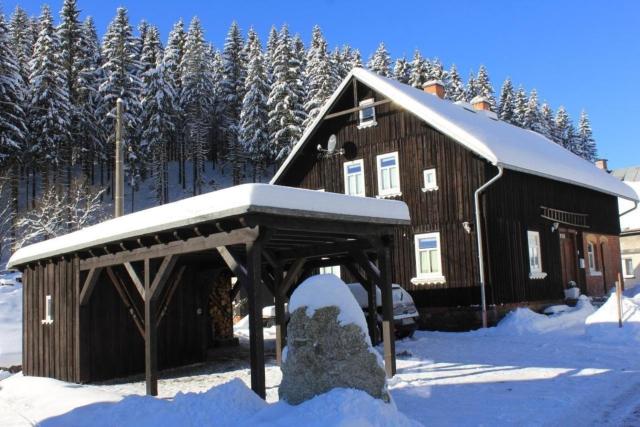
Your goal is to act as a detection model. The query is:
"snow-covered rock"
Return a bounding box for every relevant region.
[279,274,388,405]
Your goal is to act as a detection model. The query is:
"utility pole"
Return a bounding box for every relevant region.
[114,98,124,217]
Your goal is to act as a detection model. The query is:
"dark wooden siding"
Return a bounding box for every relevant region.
[22,259,78,382]
[277,81,622,309]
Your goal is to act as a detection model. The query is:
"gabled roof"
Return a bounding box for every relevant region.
[272,67,638,202]
[7,184,410,268]
[613,166,640,182]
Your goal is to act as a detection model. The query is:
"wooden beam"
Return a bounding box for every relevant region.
[123,262,145,298]
[144,258,157,396]
[324,99,391,120]
[80,227,259,271]
[79,267,103,306]
[281,257,307,295]
[378,244,396,377]
[246,240,266,398]
[275,239,372,262]
[149,255,178,300]
[350,249,381,284]
[217,246,248,283]
[156,265,186,327]
[105,267,144,336]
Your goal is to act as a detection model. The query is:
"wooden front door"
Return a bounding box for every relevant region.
[559,231,578,288]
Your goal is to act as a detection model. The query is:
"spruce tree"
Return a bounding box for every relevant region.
[554,106,571,148]
[429,58,446,82]
[577,110,597,161]
[539,103,555,141]
[513,86,528,127]
[393,56,411,84]
[445,64,465,102]
[523,89,542,132]
[264,25,278,83]
[408,50,428,88]
[304,26,336,127]
[9,6,33,86]
[140,25,163,74]
[475,65,495,108]
[367,42,391,77]
[497,78,515,123]
[99,7,144,207]
[180,17,215,195]
[465,71,478,102]
[220,21,246,185]
[29,5,71,188]
[240,28,269,181]
[267,25,305,162]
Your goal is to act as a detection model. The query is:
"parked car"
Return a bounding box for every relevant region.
[0,269,22,286]
[346,283,420,339]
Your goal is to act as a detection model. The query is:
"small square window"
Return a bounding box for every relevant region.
[422,169,438,192]
[358,98,377,128]
[344,159,365,197]
[623,258,634,278]
[376,152,401,197]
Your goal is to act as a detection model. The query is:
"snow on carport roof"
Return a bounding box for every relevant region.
[7,183,410,268]
[271,67,638,202]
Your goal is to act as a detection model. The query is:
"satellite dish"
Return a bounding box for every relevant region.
[342,141,357,160]
[327,134,337,153]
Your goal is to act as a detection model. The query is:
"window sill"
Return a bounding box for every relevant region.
[357,121,378,130]
[589,271,602,277]
[422,186,439,192]
[41,319,53,325]
[376,192,402,199]
[411,276,446,285]
[529,272,548,280]
[624,275,635,279]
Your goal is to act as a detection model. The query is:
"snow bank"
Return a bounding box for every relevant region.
[289,274,370,340]
[586,291,640,344]
[0,284,22,367]
[485,296,595,337]
[1,375,421,427]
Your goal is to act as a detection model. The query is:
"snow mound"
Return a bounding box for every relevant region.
[487,296,595,336]
[585,291,640,344]
[289,274,370,340]
[0,284,22,367]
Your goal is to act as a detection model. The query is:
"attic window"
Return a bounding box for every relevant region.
[358,98,377,129]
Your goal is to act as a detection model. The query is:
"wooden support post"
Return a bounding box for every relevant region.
[144,258,158,396]
[274,264,286,366]
[378,243,396,377]
[246,239,266,398]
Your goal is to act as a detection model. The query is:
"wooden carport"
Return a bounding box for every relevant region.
[9,184,410,399]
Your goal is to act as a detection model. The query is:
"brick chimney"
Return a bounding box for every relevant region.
[423,80,445,99]
[470,96,492,112]
[594,159,608,171]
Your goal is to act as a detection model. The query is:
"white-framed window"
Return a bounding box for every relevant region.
[422,168,438,192]
[42,295,53,324]
[358,98,377,128]
[344,159,365,197]
[623,258,634,278]
[527,231,545,279]
[319,265,341,277]
[376,152,401,197]
[587,242,597,272]
[414,232,443,280]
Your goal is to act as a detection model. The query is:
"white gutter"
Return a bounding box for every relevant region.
[474,165,504,328]
[620,200,639,219]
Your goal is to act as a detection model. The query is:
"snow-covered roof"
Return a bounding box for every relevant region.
[620,181,640,232]
[613,166,640,182]
[7,184,410,268]
[272,67,638,202]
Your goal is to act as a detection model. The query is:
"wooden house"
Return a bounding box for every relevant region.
[272,68,638,329]
[8,184,410,396]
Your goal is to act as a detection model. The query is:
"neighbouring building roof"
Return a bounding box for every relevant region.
[612,166,640,182]
[272,67,638,202]
[7,184,410,268]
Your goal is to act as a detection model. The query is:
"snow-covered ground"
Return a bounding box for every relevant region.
[1,289,640,426]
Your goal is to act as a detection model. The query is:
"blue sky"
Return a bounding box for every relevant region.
[6,0,640,169]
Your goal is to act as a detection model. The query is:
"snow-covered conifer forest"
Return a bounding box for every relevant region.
[0,0,599,261]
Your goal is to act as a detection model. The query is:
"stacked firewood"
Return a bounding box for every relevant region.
[208,272,234,340]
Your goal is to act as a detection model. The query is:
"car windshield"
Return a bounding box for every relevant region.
[392,288,403,302]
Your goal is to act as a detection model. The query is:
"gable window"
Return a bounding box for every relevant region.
[587,242,598,273]
[358,98,377,128]
[376,152,401,197]
[527,231,546,279]
[42,295,53,325]
[422,168,438,192]
[344,159,365,197]
[623,258,634,278]
[412,232,445,284]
